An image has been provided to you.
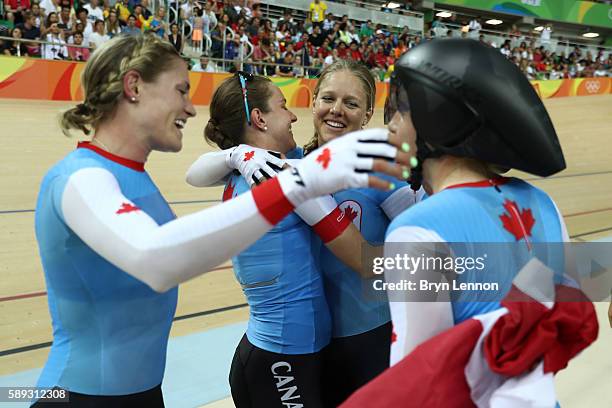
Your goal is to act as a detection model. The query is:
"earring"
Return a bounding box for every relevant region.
[264,126,268,131]
[130,96,137,102]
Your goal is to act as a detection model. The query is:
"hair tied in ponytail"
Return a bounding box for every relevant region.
[76,103,92,116]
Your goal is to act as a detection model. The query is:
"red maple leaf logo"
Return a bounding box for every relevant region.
[222,180,235,202]
[344,205,358,222]
[499,199,535,244]
[244,151,255,161]
[391,327,397,344]
[316,148,331,169]
[116,202,141,214]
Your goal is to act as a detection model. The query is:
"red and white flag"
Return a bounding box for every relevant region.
[340,259,598,408]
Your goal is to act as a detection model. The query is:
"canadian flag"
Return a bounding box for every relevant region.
[340,259,598,408]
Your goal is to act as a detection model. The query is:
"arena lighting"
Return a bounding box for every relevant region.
[534,26,544,31]
[485,19,503,25]
[385,2,401,8]
[436,11,453,18]
[582,32,599,38]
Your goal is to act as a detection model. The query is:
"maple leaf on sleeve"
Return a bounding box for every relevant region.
[222,180,236,202]
[344,205,359,222]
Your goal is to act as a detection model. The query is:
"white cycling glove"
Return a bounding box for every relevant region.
[227,144,285,186]
[276,128,397,206]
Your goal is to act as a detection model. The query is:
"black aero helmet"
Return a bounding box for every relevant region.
[386,39,565,185]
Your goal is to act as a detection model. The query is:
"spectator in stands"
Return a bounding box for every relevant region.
[326,21,340,45]
[132,5,149,30]
[106,10,121,38]
[40,11,58,37]
[30,3,43,29]
[115,0,131,25]
[168,23,183,53]
[223,0,239,24]
[57,5,71,35]
[540,23,552,51]
[348,23,360,44]
[335,40,348,59]
[202,1,217,36]
[260,36,276,75]
[209,20,224,58]
[70,21,88,46]
[324,47,338,66]
[500,42,511,57]
[251,2,262,19]
[85,0,104,26]
[223,29,238,67]
[360,19,374,39]
[39,0,59,17]
[17,10,40,41]
[180,0,196,22]
[321,12,334,32]
[277,9,295,35]
[508,23,521,39]
[143,0,156,19]
[246,16,259,38]
[340,14,352,31]
[67,31,89,61]
[4,0,30,25]
[0,26,7,52]
[275,51,293,77]
[43,22,67,59]
[192,53,218,72]
[88,19,109,50]
[348,40,362,62]
[594,63,608,77]
[122,14,141,36]
[3,27,29,56]
[191,7,204,51]
[430,17,446,38]
[394,38,407,59]
[150,6,168,39]
[307,24,323,47]
[292,55,305,77]
[468,17,481,39]
[75,7,92,42]
[309,0,327,28]
[338,22,351,45]
[581,61,595,78]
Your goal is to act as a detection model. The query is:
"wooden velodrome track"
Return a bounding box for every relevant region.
[0,95,611,407]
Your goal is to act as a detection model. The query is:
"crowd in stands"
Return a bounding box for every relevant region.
[0,0,170,60]
[1,0,610,81]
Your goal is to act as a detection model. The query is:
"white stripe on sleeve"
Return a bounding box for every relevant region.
[61,167,275,293]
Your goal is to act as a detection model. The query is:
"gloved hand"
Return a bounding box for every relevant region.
[276,128,409,205]
[227,144,285,186]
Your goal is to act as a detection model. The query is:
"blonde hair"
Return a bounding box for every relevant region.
[304,60,376,155]
[61,34,182,136]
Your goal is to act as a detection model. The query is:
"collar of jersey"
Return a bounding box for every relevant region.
[444,176,510,190]
[77,142,145,172]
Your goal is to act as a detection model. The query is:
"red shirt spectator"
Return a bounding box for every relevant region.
[5,0,32,11]
[336,42,348,59]
[374,50,386,68]
[349,49,362,62]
